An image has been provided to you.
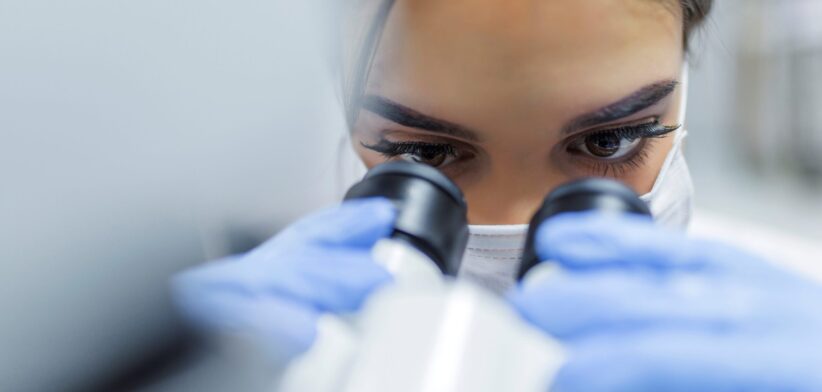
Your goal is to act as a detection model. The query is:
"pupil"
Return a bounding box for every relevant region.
[585,134,620,157]
[412,152,446,166]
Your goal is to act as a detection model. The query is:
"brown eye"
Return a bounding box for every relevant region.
[575,132,642,159]
[401,151,447,167]
[584,133,621,157]
[360,140,462,168]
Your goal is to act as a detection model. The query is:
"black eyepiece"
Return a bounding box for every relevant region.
[517,178,651,279]
[344,162,469,276]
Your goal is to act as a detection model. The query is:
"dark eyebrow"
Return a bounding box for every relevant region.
[362,95,483,142]
[561,80,679,135]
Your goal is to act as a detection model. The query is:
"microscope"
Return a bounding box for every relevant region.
[278,162,651,392]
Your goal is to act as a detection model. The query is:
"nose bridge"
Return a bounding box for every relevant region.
[464,156,563,224]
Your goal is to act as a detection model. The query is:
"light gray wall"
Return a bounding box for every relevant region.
[1,1,343,390]
[686,0,822,239]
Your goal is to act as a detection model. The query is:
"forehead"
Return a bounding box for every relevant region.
[367,0,684,133]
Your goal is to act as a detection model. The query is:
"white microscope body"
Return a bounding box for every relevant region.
[279,238,565,392]
[278,162,565,392]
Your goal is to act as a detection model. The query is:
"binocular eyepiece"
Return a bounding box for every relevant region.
[516,178,651,279]
[344,162,651,279]
[344,162,470,276]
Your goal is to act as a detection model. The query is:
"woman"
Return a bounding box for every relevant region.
[336,0,698,293]
[174,1,822,390]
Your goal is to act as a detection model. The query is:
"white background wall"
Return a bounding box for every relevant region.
[1,1,344,390]
[686,0,822,239]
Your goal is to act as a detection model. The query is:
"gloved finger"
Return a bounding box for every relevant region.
[263,198,397,251]
[552,330,817,392]
[271,248,394,312]
[509,270,749,340]
[535,212,712,271]
[172,281,319,364]
[175,249,392,314]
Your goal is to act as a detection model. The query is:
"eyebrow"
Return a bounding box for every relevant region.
[561,80,679,135]
[362,80,678,141]
[362,95,483,142]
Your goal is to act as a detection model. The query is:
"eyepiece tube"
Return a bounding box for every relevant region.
[344,162,469,276]
[517,178,651,279]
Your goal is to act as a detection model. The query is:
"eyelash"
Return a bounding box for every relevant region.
[568,121,680,176]
[361,140,458,160]
[582,121,679,142]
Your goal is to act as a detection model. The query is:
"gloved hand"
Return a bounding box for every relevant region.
[509,212,822,392]
[172,198,396,364]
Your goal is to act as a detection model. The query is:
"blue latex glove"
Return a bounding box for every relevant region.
[172,198,396,364]
[509,212,822,392]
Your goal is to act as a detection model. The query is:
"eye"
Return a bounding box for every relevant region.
[578,132,643,159]
[567,121,679,161]
[361,140,460,168]
[399,151,451,166]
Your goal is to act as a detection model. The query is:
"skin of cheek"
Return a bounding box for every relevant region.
[350,0,684,224]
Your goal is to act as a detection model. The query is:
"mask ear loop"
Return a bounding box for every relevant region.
[662,60,690,149]
[678,61,689,127]
[674,61,690,152]
[671,61,690,145]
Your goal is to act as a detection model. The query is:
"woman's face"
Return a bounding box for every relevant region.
[352,0,685,224]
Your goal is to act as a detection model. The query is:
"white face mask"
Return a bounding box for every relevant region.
[458,224,530,295]
[638,129,693,229]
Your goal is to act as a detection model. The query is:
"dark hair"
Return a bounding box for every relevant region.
[681,0,713,50]
[343,0,714,126]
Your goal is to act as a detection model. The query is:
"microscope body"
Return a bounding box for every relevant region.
[279,238,564,392]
